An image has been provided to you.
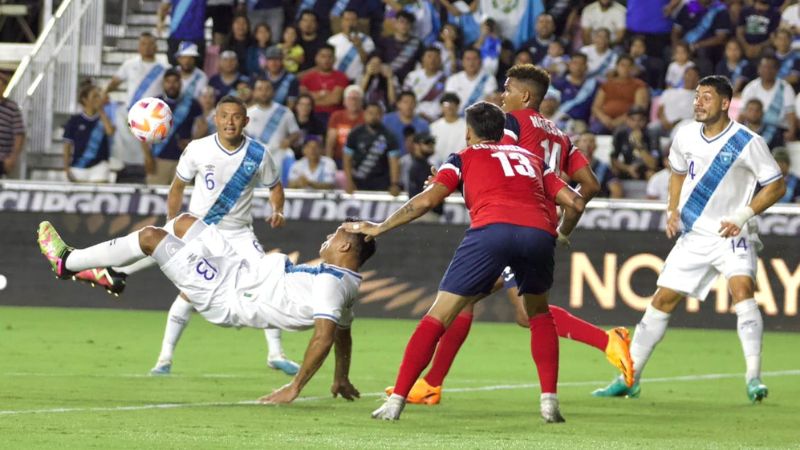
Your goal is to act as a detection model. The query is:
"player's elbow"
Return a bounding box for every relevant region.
[571,196,586,215]
[581,178,601,201]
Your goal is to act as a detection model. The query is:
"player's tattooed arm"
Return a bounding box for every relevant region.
[344,183,451,238]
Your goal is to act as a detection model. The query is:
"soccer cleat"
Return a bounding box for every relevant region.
[371,394,406,420]
[384,378,442,405]
[540,396,566,423]
[591,376,641,398]
[149,361,172,376]
[268,356,300,376]
[605,327,635,387]
[73,268,127,296]
[746,378,768,403]
[37,221,75,279]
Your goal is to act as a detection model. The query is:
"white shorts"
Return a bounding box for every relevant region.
[216,226,266,260]
[657,231,758,300]
[161,225,284,329]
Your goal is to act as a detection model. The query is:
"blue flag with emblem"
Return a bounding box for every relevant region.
[466,74,489,109]
[204,139,266,225]
[260,105,288,145]
[129,65,165,110]
[684,3,726,45]
[274,74,293,105]
[153,94,195,157]
[681,128,752,232]
[74,119,107,168]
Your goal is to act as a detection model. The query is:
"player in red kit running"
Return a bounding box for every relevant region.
[386,64,634,406]
[344,101,586,422]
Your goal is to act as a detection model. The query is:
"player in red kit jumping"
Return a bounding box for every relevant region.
[344,101,586,422]
[385,64,635,406]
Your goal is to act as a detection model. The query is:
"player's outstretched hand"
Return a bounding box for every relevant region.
[665,209,681,239]
[269,211,286,228]
[342,221,381,241]
[331,377,361,401]
[423,166,438,188]
[258,383,299,405]
[718,220,742,238]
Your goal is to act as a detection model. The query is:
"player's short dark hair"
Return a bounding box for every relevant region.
[698,75,733,101]
[216,95,248,113]
[343,218,376,266]
[465,101,505,142]
[505,64,550,105]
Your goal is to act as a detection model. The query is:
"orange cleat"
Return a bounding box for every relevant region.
[605,327,635,388]
[384,378,442,405]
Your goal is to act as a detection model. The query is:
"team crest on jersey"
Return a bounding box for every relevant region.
[244,160,257,174]
[719,150,734,166]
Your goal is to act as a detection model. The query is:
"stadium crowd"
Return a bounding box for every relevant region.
[1,0,799,202]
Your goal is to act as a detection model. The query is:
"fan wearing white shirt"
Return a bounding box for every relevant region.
[429,92,466,166]
[593,76,786,403]
[174,42,208,99]
[327,9,375,83]
[288,137,337,189]
[580,0,626,46]
[740,55,797,145]
[403,46,447,122]
[579,28,617,81]
[444,48,497,115]
[649,67,699,145]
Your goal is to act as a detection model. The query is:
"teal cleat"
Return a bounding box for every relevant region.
[268,357,300,376]
[149,361,172,376]
[747,378,768,403]
[591,377,641,398]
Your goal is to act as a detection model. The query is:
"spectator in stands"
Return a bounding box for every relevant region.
[646,152,671,201]
[519,14,557,65]
[400,132,436,197]
[278,25,305,74]
[741,55,797,145]
[175,42,209,100]
[288,136,337,189]
[343,102,401,194]
[433,23,460,76]
[774,29,800,89]
[445,48,498,115]
[611,106,659,181]
[773,147,800,203]
[383,91,431,155]
[297,10,327,72]
[590,55,649,134]
[292,94,326,155]
[539,87,561,123]
[380,11,423,85]
[360,54,399,113]
[241,0,283,42]
[781,1,800,43]
[227,14,252,72]
[144,69,205,185]
[104,32,167,184]
[384,0,439,46]
[742,98,785,150]
[429,92,465,166]
[327,9,376,83]
[0,71,24,179]
[436,0,480,47]
[326,85,365,165]
[664,42,695,89]
[737,0,781,60]
[206,0,235,46]
[292,0,336,38]
[245,77,301,185]
[672,0,732,76]
[715,38,756,95]
[541,40,569,78]
[473,18,503,76]
[581,0,626,47]
[629,35,664,90]
[580,28,617,81]
[625,0,673,62]
[209,50,250,101]
[245,23,273,78]
[234,79,253,104]
[198,86,217,134]
[552,53,598,129]
[299,44,350,126]
[63,84,114,183]
[650,66,699,146]
[157,0,206,68]
[263,46,299,109]
[576,132,623,198]
[404,47,447,122]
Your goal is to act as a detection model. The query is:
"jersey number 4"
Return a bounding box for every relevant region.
[541,139,562,175]
[492,152,536,178]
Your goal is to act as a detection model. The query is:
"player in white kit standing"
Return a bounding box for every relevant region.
[592,76,787,403]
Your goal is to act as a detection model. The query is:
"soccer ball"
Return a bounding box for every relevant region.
[127,97,173,143]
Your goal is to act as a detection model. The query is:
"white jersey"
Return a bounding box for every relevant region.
[175,134,280,230]
[580,1,626,36]
[741,79,796,127]
[444,71,497,114]
[288,156,337,186]
[245,102,299,152]
[180,68,209,99]
[669,120,782,237]
[579,45,617,79]
[429,116,467,166]
[114,56,167,106]
[403,68,447,119]
[328,32,375,82]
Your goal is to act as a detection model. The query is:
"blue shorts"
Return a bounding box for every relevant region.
[439,223,555,296]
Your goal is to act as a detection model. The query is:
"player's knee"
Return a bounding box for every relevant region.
[729,278,754,302]
[651,288,682,312]
[138,226,167,255]
[173,213,199,239]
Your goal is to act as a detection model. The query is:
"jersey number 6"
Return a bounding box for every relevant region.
[492,152,536,178]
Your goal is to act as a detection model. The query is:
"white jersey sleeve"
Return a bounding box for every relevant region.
[175,141,198,182]
[310,273,349,325]
[741,134,783,185]
[668,133,688,174]
[257,148,280,187]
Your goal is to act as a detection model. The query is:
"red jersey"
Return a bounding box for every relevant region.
[299,69,350,114]
[432,143,568,234]
[501,108,589,178]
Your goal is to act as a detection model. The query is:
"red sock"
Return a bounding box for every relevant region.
[549,305,608,352]
[423,312,473,387]
[529,312,559,394]
[393,315,446,398]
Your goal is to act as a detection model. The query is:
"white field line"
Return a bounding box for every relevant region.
[0,369,798,416]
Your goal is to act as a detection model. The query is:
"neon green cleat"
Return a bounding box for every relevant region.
[37,221,75,279]
[591,377,641,398]
[746,378,768,403]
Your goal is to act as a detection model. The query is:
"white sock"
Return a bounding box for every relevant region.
[265,328,284,360]
[630,304,671,382]
[734,298,763,382]
[65,232,145,272]
[113,257,158,275]
[156,296,194,363]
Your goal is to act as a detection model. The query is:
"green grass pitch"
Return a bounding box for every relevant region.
[1,306,798,449]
